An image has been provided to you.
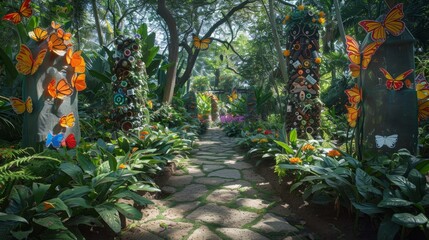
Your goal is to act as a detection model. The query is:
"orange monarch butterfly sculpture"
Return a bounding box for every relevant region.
[359,3,405,41]
[344,84,362,106]
[16,44,47,75]
[9,96,33,114]
[59,112,75,128]
[47,78,73,99]
[29,27,48,42]
[192,34,212,50]
[71,73,86,91]
[48,33,67,56]
[345,35,382,78]
[2,0,32,24]
[345,104,359,128]
[66,49,86,73]
[379,68,414,91]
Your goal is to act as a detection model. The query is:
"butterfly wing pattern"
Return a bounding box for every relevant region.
[359,3,405,41]
[2,0,32,24]
[375,134,398,148]
[192,34,212,50]
[2,2,87,149]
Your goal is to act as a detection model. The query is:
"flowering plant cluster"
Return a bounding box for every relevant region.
[219,114,245,124]
[282,4,326,27]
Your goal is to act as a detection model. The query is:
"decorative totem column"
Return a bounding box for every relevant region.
[357,4,417,157]
[284,4,324,137]
[246,90,258,121]
[210,94,219,122]
[185,91,198,119]
[7,18,84,149]
[111,34,149,133]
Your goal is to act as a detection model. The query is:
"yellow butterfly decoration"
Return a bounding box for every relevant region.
[28,27,48,42]
[16,44,47,75]
[9,96,33,114]
[192,34,212,50]
[59,112,75,128]
[228,89,238,102]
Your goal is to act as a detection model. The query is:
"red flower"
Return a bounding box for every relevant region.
[264,130,273,135]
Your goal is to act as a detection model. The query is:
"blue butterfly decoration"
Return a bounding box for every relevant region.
[46,131,64,148]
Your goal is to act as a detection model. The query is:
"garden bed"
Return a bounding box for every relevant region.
[242,152,378,240]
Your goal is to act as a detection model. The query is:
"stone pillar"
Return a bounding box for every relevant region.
[359,30,417,157]
[111,34,149,132]
[18,24,82,149]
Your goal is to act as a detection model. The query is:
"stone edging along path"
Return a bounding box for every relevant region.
[120,128,312,240]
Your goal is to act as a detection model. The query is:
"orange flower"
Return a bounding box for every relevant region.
[289,157,302,164]
[251,138,259,143]
[257,128,263,132]
[314,57,322,64]
[147,100,153,109]
[259,138,268,143]
[318,17,326,24]
[140,130,149,140]
[312,18,316,23]
[327,149,341,157]
[43,201,55,211]
[132,147,139,153]
[297,5,305,11]
[283,49,290,57]
[301,144,315,151]
[282,15,291,24]
[118,163,127,169]
[319,11,325,17]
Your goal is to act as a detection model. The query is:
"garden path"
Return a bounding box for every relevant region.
[121,128,306,240]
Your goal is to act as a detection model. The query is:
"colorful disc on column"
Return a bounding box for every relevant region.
[114,93,126,106]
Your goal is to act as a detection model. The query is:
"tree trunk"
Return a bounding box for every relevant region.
[266,0,288,83]
[91,0,104,46]
[158,0,179,103]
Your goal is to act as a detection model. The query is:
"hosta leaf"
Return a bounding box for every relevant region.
[114,203,142,220]
[377,198,413,208]
[391,213,428,228]
[95,204,121,233]
[33,215,67,230]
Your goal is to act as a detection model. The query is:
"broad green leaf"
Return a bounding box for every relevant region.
[129,183,161,192]
[65,216,103,227]
[352,202,384,215]
[11,228,32,240]
[377,217,400,240]
[392,213,428,228]
[114,203,142,220]
[112,190,153,206]
[89,70,111,83]
[32,183,50,204]
[63,198,92,209]
[35,198,71,217]
[95,204,121,233]
[415,159,429,174]
[387,175,417,201]
[0,47,18,84]
[77,150,96,175]
[58,186,91,200]
[0,213,28,223]
[377,198,413,208]
[356,168,373,198]
[60,162,84,184]
[273,140,294,154]
[33,215,67,230]
[407,169,425,199]
[289,129,297,146]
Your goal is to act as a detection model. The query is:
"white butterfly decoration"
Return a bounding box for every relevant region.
[375,134,398,148]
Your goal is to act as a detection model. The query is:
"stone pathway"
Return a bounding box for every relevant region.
[121,128,305,240]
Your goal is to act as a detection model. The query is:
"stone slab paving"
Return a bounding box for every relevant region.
[121,128,305,240]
